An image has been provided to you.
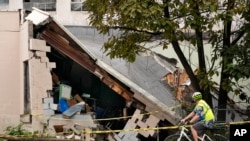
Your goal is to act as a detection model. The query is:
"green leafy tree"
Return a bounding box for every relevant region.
[84,0,250,121]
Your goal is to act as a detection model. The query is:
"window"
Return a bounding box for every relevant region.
[23,0,56,11]
[71,0,87,11]
[0,0,9,9]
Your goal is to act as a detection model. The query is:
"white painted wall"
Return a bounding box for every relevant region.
[0,11,21,132]
[52,0,90,26]
[9,0,23,10]
[1,0,90,26]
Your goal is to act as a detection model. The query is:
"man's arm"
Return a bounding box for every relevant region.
[181,111,195,123]
[189,114,199,124]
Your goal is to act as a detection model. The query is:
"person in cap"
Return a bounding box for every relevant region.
[180,92,215,141]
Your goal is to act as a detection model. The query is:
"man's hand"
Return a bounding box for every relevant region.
[180,119,186,124]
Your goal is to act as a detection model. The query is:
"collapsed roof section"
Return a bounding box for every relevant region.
[25,7,182,125]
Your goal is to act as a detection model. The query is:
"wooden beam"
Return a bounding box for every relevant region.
[39,29,133,101]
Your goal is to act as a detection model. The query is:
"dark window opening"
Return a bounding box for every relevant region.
[71,0,87,11]
[23,0,56,11]
[0,0,9,9]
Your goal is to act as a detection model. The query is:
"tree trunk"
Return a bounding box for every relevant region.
[217,72,229,121]
[163,3,200,93]
[216,0,235,121]
[193,3,213,108]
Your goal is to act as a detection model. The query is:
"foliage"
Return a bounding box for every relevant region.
[4,123,43,138]
[4,123,29,136]
[84,0,250,121]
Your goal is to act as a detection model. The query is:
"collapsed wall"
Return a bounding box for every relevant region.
[0,10,56,132]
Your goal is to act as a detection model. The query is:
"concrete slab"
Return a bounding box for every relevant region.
[47,113,98,132]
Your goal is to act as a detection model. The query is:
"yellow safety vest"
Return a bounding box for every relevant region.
[195,100,215,121]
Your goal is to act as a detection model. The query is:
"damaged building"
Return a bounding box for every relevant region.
[1,1,249,141]
[0,5,184,141]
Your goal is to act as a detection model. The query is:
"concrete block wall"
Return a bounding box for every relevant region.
[20,20,33,117]
[28,38,55,131]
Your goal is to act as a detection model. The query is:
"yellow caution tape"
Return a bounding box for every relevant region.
[1,120,250,137]
[26,104,250,135]
[229,120,250,125]
[83,120,250,134]
[83,125,181,134]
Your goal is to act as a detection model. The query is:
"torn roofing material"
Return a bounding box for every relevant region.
[25,7,183,125]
